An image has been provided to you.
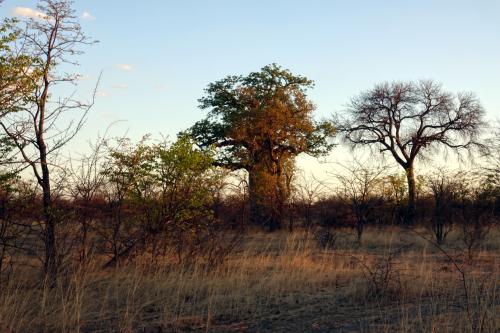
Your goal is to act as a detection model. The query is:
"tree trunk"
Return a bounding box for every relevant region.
[248,169,263,226]
[434,218,444,245]
[288,208,294,232]
[248,168,282,231]
[405,165,416,225]
[356,222,363,244]
[40,143,57,283]
[272,171,286,232]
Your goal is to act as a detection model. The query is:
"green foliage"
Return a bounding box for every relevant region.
[0,18,39,115]
[386,173,408,206]
[100,135,226,263]
[105,135,217,227]
[0,19,18,47]
[154,135,216,220]
[0,135,18,193]
[190,63,335,170]
[189,64,336,228]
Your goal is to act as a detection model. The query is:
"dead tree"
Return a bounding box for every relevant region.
[292,172,325,232]
[482,122,499,216]
[68,132,109,264]
[455,172,494,261]
[425,168,461,245]
[330,158,386,244]
[0,0,98,282]
[338,80,485,224]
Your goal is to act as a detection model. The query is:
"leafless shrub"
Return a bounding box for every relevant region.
[329,157,387,244]
[0,177,38,285]
[454,172,495,261]
[354,244,411,299]
[460,217,492,262]
[0,180,18,284]
[291,172,326,232]
[313,226,337,249]
[425,168,462,245]
[67,133,108,265]
[413,228,496,333]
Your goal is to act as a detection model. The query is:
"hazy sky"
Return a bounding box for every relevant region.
[1,0,499,173]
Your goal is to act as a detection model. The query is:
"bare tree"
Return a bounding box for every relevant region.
[68,133,108,264]
[292,172,325,233]
[330,158,386,244]
[482,121,499,217]
[0,0,98,282]
[337,80,485,223]
[455,172,494,261]
[425,168,461,245]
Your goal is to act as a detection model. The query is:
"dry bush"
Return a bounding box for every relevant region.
[354,245,410,300]
[0,228,500,332]
[0,226,498,332]
[312,226,337,249]
[0,178,38,285]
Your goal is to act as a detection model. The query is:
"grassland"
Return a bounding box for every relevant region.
[0,226,498,333]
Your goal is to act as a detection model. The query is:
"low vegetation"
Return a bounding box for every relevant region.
[0,227,498,332]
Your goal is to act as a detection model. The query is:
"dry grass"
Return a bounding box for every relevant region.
[0,226,499,332]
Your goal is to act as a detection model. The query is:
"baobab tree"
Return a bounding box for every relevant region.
[190,64,335,230]
[338,80,485,223]
[0,0,98,282]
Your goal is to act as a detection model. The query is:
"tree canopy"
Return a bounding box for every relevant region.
[189,64,335,229]
[0,18,38,117]
[190,63,335,171]
[338,80,485,222]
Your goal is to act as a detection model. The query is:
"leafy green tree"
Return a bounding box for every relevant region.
[0,0,97,282]
[0,16,27,275]
[102,135,219,265]
[190,64,335,230]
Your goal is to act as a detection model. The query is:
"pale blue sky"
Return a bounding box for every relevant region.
[1,0,499,169]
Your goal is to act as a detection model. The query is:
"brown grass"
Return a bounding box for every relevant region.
[0,226,499,332]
